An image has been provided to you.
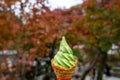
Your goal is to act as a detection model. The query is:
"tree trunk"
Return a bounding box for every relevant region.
[95,51,107,80]
[48,37,57,73]
[49,37,57,59]
[80,52,100,80]
[95,64,103,80]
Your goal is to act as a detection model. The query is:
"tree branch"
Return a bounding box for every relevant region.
[80,52,100,80]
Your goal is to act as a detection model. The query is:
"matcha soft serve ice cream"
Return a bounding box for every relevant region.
[53,36,75,68]
[51,36,77,79]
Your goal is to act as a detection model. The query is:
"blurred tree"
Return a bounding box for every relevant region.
[0,0,48,55]
[0,0,83,79]
[22,5,83,57]
[2,0,120,80]
[0,2,22,51]
[70,0,120,80]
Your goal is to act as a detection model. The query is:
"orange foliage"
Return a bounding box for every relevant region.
[0,0,83,56]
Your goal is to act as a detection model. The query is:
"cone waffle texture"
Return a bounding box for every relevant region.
[51,59,77,78]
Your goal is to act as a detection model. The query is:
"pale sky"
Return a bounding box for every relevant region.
[13,0,83,16]
[46,0,83,10]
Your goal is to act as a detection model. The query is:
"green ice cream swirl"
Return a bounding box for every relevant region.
[54,36,75,68]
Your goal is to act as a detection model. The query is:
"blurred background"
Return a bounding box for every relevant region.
[0,0,120,80]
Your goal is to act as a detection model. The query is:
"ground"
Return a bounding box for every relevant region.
[85,75,120,80]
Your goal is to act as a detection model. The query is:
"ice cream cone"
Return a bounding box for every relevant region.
[51,59,77,79]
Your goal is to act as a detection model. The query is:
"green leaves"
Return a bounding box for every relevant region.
[100,42,111,52]
[80,0,120,53]
[23,43,34,51]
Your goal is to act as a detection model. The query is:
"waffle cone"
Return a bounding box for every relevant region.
[51,59,77,78]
